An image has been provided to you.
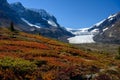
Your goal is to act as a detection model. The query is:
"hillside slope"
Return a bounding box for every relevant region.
[0,28,120,80]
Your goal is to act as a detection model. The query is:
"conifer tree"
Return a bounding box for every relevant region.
[10,22,15,31]
[118,46,120,56]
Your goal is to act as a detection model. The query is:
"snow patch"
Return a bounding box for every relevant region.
[103,27,108,32]
[91,29,99,33]
[90,29,99,35]
[68,35,95,44]
[95,19,106,26]
[77,28,89,32]
[66,28,90,35]
[107,14,117,21]
[111,24,115,27]
[108,13,117,21]
[109,18,114,21]
[108,14,117,19]
[21,18,41,28]
[73,31,90,36]
[66,27,73,31]
[47,20,57,27]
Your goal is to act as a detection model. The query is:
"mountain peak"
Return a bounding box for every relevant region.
[10,2,25,10]
[0,0,73,40]
[11,2,22,6]
[29,8,54,18]
[89,11,120,32]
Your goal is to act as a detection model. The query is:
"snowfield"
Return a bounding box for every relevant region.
[66,28,96,44]
[47,20,57,27]
[68,35,95,44]
[21,18,41,28]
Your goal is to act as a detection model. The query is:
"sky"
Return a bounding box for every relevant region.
[8,0,120,29]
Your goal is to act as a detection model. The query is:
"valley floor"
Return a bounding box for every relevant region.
[73,43,120,55]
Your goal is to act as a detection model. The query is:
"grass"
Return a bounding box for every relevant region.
[0,28,120,80]
[0,57,37,72]
[73,43,120,56]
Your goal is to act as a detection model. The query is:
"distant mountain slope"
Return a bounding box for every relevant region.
[88,12,120,44]
[0,0,32,31]
[0,0,73,40]
[88,12,120,33]
[66,12,120,44]
[93,21,120,44]
[10,2,59,28]
[66,28,90,35]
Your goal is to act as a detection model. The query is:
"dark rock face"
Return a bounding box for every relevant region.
[0,0,7,5]
[93,21,120,44]
[0,0,31,31]
[88,12,120,32]
[10,2,59,28]
[0,0,73,40]
[0,0,17,27]
[88,12,120,44]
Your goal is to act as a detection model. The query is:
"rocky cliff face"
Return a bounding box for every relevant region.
[93,21,120,44]
[0,0,73,40]
[88,12,120,33]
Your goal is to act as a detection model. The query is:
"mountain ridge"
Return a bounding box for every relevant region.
[90,12,120,44]
[0,0,73,41]
[88,12,120,32]
[67,12,120,44]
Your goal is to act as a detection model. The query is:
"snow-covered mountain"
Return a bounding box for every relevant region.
[67,12,120,44]
[93,21,120,44]
[66,28,90,35]
[88,12,120,44]
[88,12,120,33]
[10,2,59,28]
[0,0,73,40]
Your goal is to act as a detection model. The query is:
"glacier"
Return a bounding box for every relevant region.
[67,28,95,44]
[68,35,95,44]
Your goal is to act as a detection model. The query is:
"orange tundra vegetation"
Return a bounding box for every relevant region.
[0,28,120,80]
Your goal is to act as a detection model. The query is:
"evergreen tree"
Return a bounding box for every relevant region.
[116,46,120,59]
[10,22,15,31]
[118,46,120,56]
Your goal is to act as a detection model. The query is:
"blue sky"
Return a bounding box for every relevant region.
[8,0,120,29]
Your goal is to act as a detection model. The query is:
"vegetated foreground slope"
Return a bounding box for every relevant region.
[74,43,120,55]
[0,28,120,80]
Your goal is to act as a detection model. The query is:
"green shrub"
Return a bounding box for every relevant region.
[0,57,37,73]
[34,60,47,67]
